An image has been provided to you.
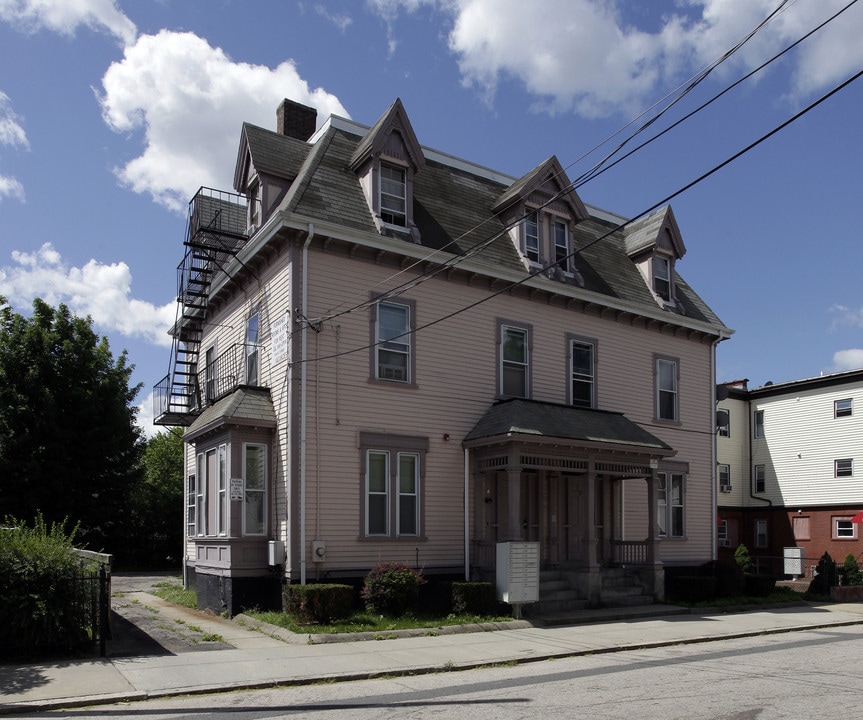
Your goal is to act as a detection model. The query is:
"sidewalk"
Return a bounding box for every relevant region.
[2,593,863,715]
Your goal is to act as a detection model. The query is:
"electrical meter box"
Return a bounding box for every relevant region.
[496,541,540,604]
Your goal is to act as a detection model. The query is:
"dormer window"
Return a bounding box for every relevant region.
[524,211,540,263]
[654,255,671,301]
[380,164,407,227]
[553,219,569,272]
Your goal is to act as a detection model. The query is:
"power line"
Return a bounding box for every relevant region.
[293,66,863,368]
[305,0,833,329]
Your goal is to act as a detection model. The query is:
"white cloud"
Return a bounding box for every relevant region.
[0,242,176,347]
[829,349,863,373]
[316,4,353,33]
[829,304,863,330]
[97,30,349,212]
[0,0,136,45]
[0,91,28,202]
[369,0,863,116]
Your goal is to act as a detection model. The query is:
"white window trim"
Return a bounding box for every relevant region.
[834,517,857,539]
[655,355,679,422]
[187,473,196,538]
[754,464,766,493]
[360,432,428,540]
[499,322,531,398]
[718,463,731,492]
[657,471,685,539]
[568,335,596,408]
[755,519,768,549]
[243,442,267,537]
[246,307,260,386]
[553,218,569,272]
[754,409,764,438]
[379,162,407,228]
[370,296,416,385]
[216,444,228,536]
[835,458,853,478]
[835,398,853,418]
[196,452,208,537]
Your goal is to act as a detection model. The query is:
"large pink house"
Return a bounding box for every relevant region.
[154,98,732,615]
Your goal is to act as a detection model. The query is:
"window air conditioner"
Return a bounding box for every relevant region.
[720,484,732,493]
[718,539,730,547]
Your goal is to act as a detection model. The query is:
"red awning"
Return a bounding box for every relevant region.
[851,511,863,524]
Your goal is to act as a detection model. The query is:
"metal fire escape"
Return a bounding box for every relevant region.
[154,187,252,427]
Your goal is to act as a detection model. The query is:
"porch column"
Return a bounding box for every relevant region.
[506,467,522,541]
[585,459,598,568]
[645,464,659,565]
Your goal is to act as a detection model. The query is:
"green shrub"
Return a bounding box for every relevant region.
[671,576,716,603]
[451,582,496,615]
[841,554,862,586]
[0,515,95,656]
[360,562,426,616]
[734,544,753,574]
[743,573,776,597]
[284,583,354,623]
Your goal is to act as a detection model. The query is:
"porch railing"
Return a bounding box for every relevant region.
[611,540,649,566]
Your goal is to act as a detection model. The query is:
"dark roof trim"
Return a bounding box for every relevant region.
[463,398,675,456]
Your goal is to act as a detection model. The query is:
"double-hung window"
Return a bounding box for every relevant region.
[655,356,679,422]
[654,255,671,300]
[657,472,684,538]
[835,458,853,477]
[500,323,530,398]
[196,452,208,536]
[718,409,730,437]
[246,308,260,385]
[553,219,569,271]
[205,345,216,402]
[244,443,267,536]
[380,164,407,227]
[524,211,540,263]
[834,517,856,539]
[187,474,196,538]
[569,337,595,408]
[754,464,766,493]
[375,301,412,382]
[753,409,764,438]
[835,398,853,418]
[361,432,427,538]
[718,464,731,492]
[217,444,227,535]
[755,519,768,548]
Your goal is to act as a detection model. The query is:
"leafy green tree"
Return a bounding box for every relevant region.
[0,297,144,552]
[127,427,184,567]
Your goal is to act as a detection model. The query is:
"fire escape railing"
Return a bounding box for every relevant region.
[153,187,261,427]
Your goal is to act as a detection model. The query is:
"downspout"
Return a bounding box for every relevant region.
[299,224,314,585]
[464,447,470,581]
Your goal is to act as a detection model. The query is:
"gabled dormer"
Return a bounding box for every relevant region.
[492,156,589,280]
[350,98,425,243]
[234,99,317,235]
[624,205,686,309]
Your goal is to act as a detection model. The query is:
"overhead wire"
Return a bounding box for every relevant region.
[305,0,812,328]
[293,66,863,367]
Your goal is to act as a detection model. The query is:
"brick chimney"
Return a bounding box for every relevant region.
[277,99,317,141]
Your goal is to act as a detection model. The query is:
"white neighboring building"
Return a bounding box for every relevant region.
[717,371,863,575]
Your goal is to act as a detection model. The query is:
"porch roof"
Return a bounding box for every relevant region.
[185,387,276,442]
[463,398,674,456]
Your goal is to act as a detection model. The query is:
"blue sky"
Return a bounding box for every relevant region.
[1,0,861,434]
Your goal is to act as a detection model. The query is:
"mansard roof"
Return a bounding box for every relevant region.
[233,122,311,192]
[229,100,728,335]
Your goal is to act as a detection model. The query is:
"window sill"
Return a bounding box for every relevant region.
[368,377,419,389]
[358,535,428,542]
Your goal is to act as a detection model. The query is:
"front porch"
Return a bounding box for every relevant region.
[465,399,676,610]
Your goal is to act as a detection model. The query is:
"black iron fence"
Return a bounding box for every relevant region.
[71,549,112,657]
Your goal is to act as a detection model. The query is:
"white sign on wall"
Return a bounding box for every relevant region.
[270,314,290,366]
[230,478,244,501]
